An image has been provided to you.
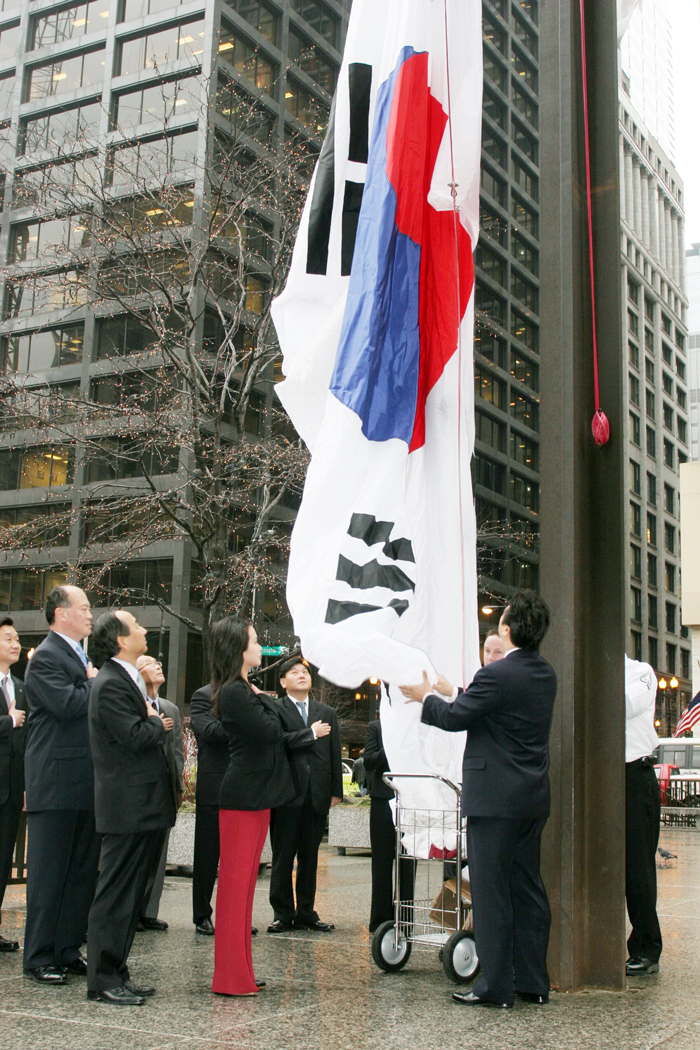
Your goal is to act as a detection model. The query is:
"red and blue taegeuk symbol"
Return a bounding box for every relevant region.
[330,47,474,452]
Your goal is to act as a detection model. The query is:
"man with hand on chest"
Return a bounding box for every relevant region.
[135,654,183,933]
[0,618,26,953]
[267,657,342,933]
[86,611,176,1006]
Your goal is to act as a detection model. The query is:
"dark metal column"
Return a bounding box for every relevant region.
[539,0,627,990]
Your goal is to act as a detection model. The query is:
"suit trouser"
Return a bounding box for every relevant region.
[467,815,550,1005]
[0,796,21,913]
[626,762,662,963]
[192,803,219,925]
[269,789,327,924]
[369,797,416,930]
[87,830,164,991]
[213,808,268,995]
[142,829,171,919]
[23,810,101,970]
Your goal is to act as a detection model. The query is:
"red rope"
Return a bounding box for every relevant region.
[579,0,610,447]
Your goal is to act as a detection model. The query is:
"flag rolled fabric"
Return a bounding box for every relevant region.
[272,0,483,849]
[674,692,700,738]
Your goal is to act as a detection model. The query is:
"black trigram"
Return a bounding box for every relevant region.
[306,63,372,278]
[325,513,415,625]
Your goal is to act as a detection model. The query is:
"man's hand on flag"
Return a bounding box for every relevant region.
[400,671,435,703]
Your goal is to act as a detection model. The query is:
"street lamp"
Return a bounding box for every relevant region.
[658,676,679,737]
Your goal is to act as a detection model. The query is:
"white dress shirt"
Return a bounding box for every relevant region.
[625,656,659,762]
[54,631,88,662]
[288,695,317,738]
[0,671,20,726]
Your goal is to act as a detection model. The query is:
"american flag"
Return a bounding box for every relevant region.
[673,691,700,737]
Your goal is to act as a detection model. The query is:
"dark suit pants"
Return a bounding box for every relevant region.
[87,830,164,992]
[467,815,550,1005]
[142,829,170,920]
[192,803,220,925]
[626,762,662,963]
[269,790,327,924]
[23,810,101,970]
[0,797,21,912]
[369,797,415,930]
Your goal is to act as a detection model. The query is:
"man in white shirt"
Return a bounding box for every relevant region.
[624,655,662,976]
[0,618,25,952]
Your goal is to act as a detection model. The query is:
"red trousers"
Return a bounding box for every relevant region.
[213,808,270,995]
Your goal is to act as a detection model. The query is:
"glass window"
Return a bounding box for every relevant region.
[646,389,655,419]
[472,453,505,495]
[666,644,677,674]
[475,410,505,453]
[484,50,507,93]
[107,129,198,189]
[629,459,641,494]
[630,501,641,537]
[476,243,505,285]
[663,439,674,468]
[4,271,87,319]
[646,425,656,458]
[627,277,640,305]
[119,18,205,76]
[122,0,187,19]
[647,472,656,505]
[631,587,642,623]
[20,100,102,155]
[512,234,538,276]
[511,48,537,92]
[474,330,506,369]
[510,310,538,351]
[627,309,639,337]
[648,553,657,587]
[512,82,538,128]
[27,47,106,101]
[474,364,505,409]
[628,341,639,369]
[511,193,538,238]
[512,558,538,589]
[662,342,673,365]
[665,562,676,592]
[663,403,674,431]
[681,649,690,680]
[629,373,640,406]
[665,522,675,554]
[475,283,505,323]
[511,157,538,201]
[285,77,328,134]
[483,87,506,129]
[114,76,200,129]
[290,0,338,48]
[511,271,538,313]
[223,0,278,45]
[512,392,539,431]
[479,202,506,245]
[630,543,641,579]
[647,512,656,546]
[481,165,505,206]
[483,13,507,55]
[648,594,657,628]
[31,2,110,49]
[629,411,640,446]
[288,26,336,93]
[482,123,507,169]
[666,602,676,634]
[512,11,537,55]
[510,430,538,470]
[510,350,538,391]
[678,417,687,445]
[664,484,675,515]
[676,356,686,380]
[1,324,84,373]
[0,20,19,60]
[648,636,658,669]
[677,387,687,411]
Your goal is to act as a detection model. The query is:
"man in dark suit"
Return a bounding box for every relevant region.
[268,657,343,933]
[0,618,26,953]
[23,585,101,985]
[190,684,229,935]
[402,590,557,1008]
[86,610,176,1006]
[364,718,415,932]
[136,654,183,932]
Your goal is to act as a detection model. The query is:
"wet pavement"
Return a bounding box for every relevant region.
[0,827,698,1050]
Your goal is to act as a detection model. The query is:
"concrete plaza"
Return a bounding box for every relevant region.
[0,827,698,1050]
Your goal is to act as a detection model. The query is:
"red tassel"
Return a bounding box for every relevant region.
[591,409,610,447]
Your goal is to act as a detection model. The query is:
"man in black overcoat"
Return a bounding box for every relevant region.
[268,657,343,932]
[402,590,557,1008]
[86,610,176,1006]
[189,683,229,935]
[0,618,26,952]
[23,586,101,984]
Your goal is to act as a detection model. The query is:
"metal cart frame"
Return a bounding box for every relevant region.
[370,773,479,983]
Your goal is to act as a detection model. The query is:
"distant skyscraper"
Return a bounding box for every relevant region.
[619,0,675,161]
[687,244,700,459]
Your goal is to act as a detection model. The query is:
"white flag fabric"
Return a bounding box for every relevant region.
[272,0,483,848]
[617,0,639,42]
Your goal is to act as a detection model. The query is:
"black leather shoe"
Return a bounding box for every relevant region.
[267,920,294,933]
[626,956,659,975]
[139,917,168,931]
[515,990,549,1004]
[63,953,88,976]
[452,991,512,1008]
[294,919,335,931]
[0,935,19,952]
[196,919,215,935]
[88,986,145,1005]
[251,927,258,936]
[255,979,266,988]
[135,921,145,932]
[125,980,156,996]
[24,966,67,985]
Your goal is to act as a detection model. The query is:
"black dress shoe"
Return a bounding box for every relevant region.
[0,935,19,952]
[452,991,512,1008]
[135,921,145,932]
[251,926,258,936]
[294,919,335,931]
[255,979,266,988]
[515,990,549,1004]
[626,956,659,975]
[63,953,88,976]
[24,966,67,985]
[88,986,145,1005]
[139,917,168,931]
[196,919,215,935]
[267,920,294,933]
[125,980,156,996]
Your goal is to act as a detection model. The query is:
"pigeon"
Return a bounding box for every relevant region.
[658,847,677,867]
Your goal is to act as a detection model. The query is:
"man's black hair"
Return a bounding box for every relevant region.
[501,590,550,651]
[92,611,127,664]
[279,655,310,680]
[45,585,73,626]
[0,617,14,629]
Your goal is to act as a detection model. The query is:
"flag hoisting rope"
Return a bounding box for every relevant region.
[271,0,484,853]
[579,0,611,447]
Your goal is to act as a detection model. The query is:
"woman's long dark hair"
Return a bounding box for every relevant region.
[210,617,251,717]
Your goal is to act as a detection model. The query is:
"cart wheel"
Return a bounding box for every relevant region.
[371,920,412,973]
[442,930,479,983]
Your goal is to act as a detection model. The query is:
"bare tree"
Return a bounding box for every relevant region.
[1,70,317,664]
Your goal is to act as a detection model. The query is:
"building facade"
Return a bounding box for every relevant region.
[0,0,350,704]
[687,243,700,460]
[619,87,691,722]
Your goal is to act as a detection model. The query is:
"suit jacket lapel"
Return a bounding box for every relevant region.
[284,694,306,726]
[49,631,88,675]
[110,661,148,714]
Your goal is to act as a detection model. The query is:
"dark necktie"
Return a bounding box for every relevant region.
[0,676,10,712]
[296,701,307,725]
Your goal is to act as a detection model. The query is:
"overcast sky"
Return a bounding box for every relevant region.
[668,0,700,248]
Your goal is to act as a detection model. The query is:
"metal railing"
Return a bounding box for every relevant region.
[660,776,700,827]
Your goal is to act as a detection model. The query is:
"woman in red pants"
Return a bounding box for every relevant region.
[211,618,314,997]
